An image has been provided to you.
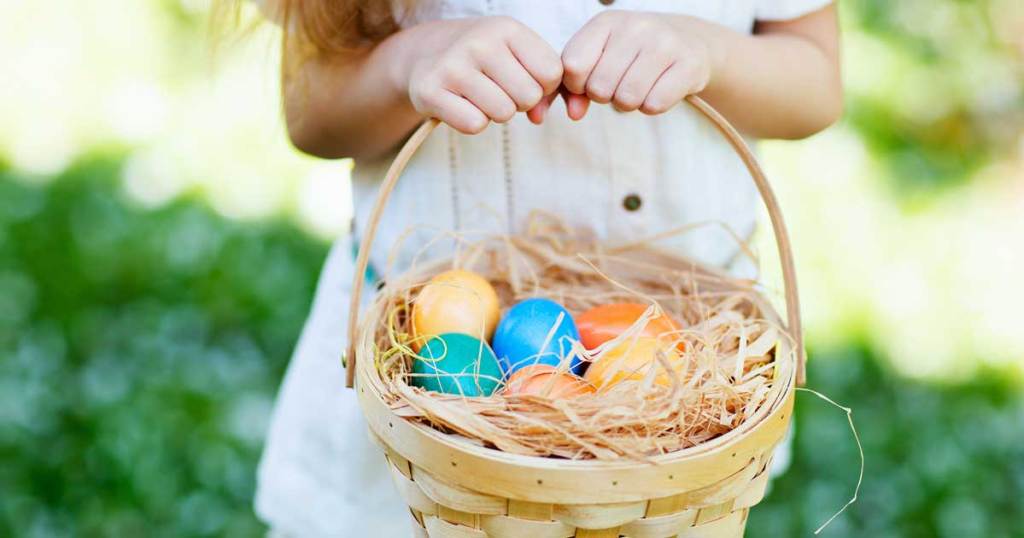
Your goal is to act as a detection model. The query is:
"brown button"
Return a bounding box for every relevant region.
[622,194,642,212]
[599,0,615,5]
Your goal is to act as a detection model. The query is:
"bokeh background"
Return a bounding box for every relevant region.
[1,1,1022,536]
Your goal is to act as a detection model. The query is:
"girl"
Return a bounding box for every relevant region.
[241,1,841,535]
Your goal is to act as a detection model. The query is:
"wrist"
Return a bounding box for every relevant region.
[381,19,472,100]
[378,27,422,100]
[672,15,730,92]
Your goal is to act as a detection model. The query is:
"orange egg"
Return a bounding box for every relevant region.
[576,303,681,350]
[412,270,500,350]
[503,365,595,399]
[583,337,684,390]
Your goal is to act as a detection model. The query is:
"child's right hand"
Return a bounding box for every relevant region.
[401,17,563,134]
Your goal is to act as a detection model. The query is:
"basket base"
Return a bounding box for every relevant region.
[410,506,750,538]
[393,445,770,538]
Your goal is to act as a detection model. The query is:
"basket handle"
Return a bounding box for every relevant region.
[344,95,806,388]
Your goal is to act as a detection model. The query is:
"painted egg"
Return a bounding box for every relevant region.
[411,333,503,396]
[412,269,500,350]
[576,303,681,350]
[502,365,595,399]
[583,337,683,390]
[492,298,584,375]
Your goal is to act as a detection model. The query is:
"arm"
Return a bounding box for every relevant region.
[560,5,842,139]
[280,17,562,160]
[281,29,422,160]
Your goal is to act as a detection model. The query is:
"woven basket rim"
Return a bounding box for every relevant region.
[356,355,795,503]
[358,354,795,469]
[357,245,797,460]
[353,247,796,505]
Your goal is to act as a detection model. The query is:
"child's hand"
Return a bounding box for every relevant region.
[404,17,563,134]
[560,11,714,118]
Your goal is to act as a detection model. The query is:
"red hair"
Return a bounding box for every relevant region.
[215,0,408,59]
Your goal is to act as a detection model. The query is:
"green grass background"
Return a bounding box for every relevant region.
[1,0,1023,536]
[3,160,1022,537]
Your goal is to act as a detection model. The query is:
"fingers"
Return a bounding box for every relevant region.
[460,19,561,126]
[584,32,640,104]
[559,11,709,117]
[526,93,557,124]
[409,17,565,133]
[526,87,593,124]
[471,17,696,125]
[416,89,490,134]
[455,72,518,123]
[613,49,672,112]
[481,49,545,112]
[561,22,609,95]
[413,14,698,132]
[641,61,705,115]
[507,27,564,96]
[563,91,590,121]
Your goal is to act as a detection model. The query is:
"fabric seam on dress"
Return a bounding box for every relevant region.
[484,0,512,232]
[448,126,462,231]
[653,116,667,233]
[600,109,617,228]
[501,122,515,233]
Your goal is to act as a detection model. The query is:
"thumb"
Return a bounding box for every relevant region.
[527,92,559,125]
[562,89,590,121]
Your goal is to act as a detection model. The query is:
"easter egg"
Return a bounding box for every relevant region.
[583,337,683,390]
[503,365,595,399]
[576,303,681,350]
[411,333,503,396]
[412,269,500,350]
[492,298,584,375]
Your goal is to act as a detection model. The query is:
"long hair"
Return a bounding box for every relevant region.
[214,0,408,61]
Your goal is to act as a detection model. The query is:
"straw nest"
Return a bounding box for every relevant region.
[361,216,794,461]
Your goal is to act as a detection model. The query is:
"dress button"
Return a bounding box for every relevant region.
[622,194,642,212]
[599,0,615,5]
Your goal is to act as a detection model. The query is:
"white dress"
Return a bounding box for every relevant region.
[256,1,829,535]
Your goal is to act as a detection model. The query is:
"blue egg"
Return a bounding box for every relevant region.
[411,333,503,396]
[492,298,584,376]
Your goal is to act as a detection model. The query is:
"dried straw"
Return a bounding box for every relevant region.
[364,214,795,461]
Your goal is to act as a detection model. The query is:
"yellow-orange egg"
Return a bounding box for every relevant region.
[583,337,683,390]
[503,365,595,399]
[412,269,500,350]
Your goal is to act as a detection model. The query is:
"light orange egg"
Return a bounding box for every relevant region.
[503,365,595,399]
[583,337,684,390]
[576,303,682,350]
[412,269,500,350]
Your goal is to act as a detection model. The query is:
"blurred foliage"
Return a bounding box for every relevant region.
[2,164,1022,536]
[0,160,327,536]
[751,347,1024,538]
[841,0,1024,196]
[1,0,1022,536]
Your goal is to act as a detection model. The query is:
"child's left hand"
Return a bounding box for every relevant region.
[530,10,714,122]
[564,10,714,115]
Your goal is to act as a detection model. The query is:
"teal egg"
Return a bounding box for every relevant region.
[411,333,503,396]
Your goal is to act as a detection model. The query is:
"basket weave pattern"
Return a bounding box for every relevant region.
[356,343,794,538]
[383,439,778,538]
[345,96,806,538]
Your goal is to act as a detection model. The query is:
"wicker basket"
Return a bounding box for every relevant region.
[344,96,806,538]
